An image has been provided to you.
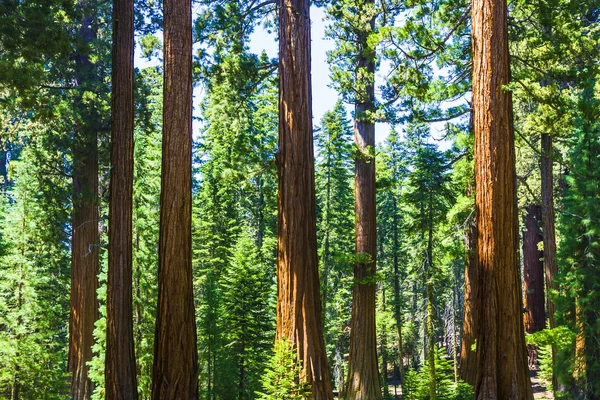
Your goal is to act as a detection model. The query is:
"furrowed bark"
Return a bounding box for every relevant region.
[471,0,533,395]
[106,0,138,396]
[151,0,198,397]
[68,5,99,397]
[276,1,333,399]
[345,0,382,398]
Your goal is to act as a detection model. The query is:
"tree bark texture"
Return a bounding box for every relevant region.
[345,2,381,398]
[460,209,478,385]
[540,133,558,391]
[106,0,138,397]
[276,1,333,399]
[151,0,198,397]
[522,205,545,334]
[471,0,533,396]
[68,6,99,399]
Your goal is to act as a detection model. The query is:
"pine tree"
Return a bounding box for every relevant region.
[220,230,275,399]
[314,101,355,393]
[0,144,71,399]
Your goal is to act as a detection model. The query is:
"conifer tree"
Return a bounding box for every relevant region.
[0,145,71,399]
[152,0,199,396]
[470,0,532,395]
[277,1,333,398]
[105,0,138,396]
[314,101,355,393]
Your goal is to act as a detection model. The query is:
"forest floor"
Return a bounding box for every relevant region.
[531,366,554,399]
[333,366,554,399]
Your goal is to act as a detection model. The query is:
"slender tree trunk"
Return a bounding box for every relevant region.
[471,0,533,395]
[276,1,333,399]
[522,205,545,333]
[392,197,405,389]
[426,193,437,400]
[151,0,198,396]
[522,204,545,367]
[68,7,100,394]
[540,133,558,392]
[346,2,381,398]
[106,0,138,397]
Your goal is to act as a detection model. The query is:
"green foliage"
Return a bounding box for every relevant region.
[403,348,472,400]
[256,338,312,400]
[314,101,355,392]
[0,145,70,398]
[219,229,275,399]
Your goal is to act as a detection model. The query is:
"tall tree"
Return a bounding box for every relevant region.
[346,0,381,394]
[315,101,355,394]
[276,1,333,398]
[470,0,532,395]
[68,2,102,397]
[105,0,138,396]
[325,1,382,397]
[151,0,198,397]
[522,205,545,336]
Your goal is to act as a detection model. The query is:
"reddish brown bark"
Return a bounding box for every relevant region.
[460,214,478,386]
[151,0,198,397]
[345,2,381,398]
[68,7,99,399]
[540,133,558,391]
[276,1,333,399]
[522,205,545,334]
[105,0,138,397]
[471,0,533,395]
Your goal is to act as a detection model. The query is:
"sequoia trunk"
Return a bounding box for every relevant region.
[151,0,198,397]
[540,133,558,391]
[276,1,333,399]
[471,0,533,395]
[68,6,100,398]
[106,0,138,397]
[460,207,477,385]
[345,1,382,398]
[522,205,545,334]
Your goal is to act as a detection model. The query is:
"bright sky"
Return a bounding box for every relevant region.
[133,5,445,147]
[248,6,393,144]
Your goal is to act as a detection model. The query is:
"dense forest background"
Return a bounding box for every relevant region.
[0,0,599,399]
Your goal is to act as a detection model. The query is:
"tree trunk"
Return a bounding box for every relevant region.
[471,0,533,395]
[460,208,477,385]
[522,205,545,334]
[426,192,437,400]
[68,7,100,397]
[540,133,558,392]
[105,0,138,397]
[276,1,333,399]
[392,197,405,389]
[151,0,198,397]
[346,1,381,398]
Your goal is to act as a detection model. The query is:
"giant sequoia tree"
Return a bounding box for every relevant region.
[151,0,198,397]
[470,0,532,396]
[68,2,102,397]
[105,0,138,397]
[276,1,333,399]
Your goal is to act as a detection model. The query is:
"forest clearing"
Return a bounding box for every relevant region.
[1,0,599,399]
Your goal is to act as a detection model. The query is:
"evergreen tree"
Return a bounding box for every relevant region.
[314,101,355,393]
[0,144,71,399]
